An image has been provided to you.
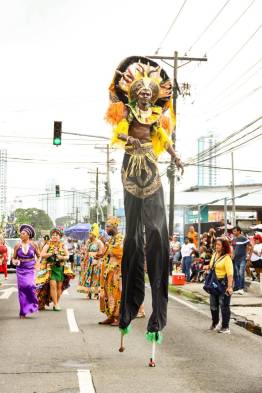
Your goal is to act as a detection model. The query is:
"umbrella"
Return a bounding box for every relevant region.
[64,223,91,241]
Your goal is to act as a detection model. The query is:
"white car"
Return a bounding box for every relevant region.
[5,238,20,268]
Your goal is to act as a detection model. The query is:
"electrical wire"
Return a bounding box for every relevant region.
[205,24,262,87]
[155,0,188,54]
[206,0,256,53]
[190,126,262,165]
[187,116,261,163]
[207,86,261,119]
[187,0,232,53]
[185,163,262,173]
[203,63,262,109]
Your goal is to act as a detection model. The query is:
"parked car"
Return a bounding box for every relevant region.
[5,238,20,269]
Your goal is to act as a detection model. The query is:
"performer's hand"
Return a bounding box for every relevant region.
[172,156,184,175]
[127,136,141,148]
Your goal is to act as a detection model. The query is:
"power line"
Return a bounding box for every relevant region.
[155,0,188,54]
[206,24,262,87]
[187,116,261,163]
[207,86,261,120]
[203,62,262,109]
[187,0,232,53]
[185,163,262,173]
[206,0,256,53]
[192,57,262,111]
[191,126,262,165]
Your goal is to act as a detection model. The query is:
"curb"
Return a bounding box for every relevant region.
[232,313,262,336]
[168,284,208,304]
[169,284,262,337]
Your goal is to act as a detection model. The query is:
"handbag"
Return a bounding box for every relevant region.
[203,255,227,296]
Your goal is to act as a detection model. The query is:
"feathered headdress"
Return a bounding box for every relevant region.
[106,216,121,228]
[105,56,175,131]
[90,223,99,239]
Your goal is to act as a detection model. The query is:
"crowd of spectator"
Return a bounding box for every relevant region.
[169,224,262,291]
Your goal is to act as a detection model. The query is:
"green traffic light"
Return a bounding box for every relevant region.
[53,137,61,145]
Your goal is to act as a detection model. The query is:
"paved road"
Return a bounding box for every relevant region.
[1,274,262,393]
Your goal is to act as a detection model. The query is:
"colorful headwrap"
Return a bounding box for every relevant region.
[90,223,99,238]
[106,216,121,228]
[50,227,64,237]
[20,224,35,239]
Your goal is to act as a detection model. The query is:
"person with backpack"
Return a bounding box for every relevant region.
[208,238,233,334]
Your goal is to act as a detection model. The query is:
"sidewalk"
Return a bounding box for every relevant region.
[169,279,262,336]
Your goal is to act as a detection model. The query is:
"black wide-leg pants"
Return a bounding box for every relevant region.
[119,186,169,333]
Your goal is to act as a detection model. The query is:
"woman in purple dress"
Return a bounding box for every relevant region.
[13,224,40,318]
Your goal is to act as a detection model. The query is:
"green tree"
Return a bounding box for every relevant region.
[14,208,53,238]
[55,215,73,228]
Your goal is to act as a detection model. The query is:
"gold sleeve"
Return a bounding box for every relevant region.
[151,126,172,157]
[111,119,129,148]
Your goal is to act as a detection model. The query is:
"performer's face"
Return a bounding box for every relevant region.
[138,88,152,108]
[51,232,60,242]
[106,225,115,236]
[20,230,29,241]
[89,233,95,242]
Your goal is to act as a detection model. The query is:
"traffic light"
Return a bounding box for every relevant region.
[53,121,62,146]
[55,185,60,197]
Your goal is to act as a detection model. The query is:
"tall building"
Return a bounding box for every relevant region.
[197,134,217,187]
[0,149,7,218]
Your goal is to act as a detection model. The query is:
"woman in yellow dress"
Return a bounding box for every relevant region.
[77,224,104,299]
[36,228,75,311]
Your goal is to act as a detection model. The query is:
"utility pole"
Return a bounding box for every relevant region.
[106,144,113,218]
[197,205,201,251]
[231,152,236,226]
[147,53,207,235]
[75,207,79,224]
[46,193,49,217]
[224,198,228,235]
[72,191,76,224]
[96,167,99,223]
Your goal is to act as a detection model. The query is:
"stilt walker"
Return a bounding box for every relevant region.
[105,56,183,366]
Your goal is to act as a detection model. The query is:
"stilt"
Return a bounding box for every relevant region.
[149,341,156,367]
[118,326,131,352]
[119,331,125,352]
[146,331,163,367]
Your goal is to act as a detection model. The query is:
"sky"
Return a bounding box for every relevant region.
[0,0,261,217]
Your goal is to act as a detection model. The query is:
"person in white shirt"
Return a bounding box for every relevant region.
[250,234,262,281]
[181,237,197,282]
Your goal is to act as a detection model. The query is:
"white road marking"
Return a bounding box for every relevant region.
[66,308,79,333]
[77,369,95,393]
[0,286,18,300]
[168,294,209,317]
[62,289,69,296]
[145,283,208,317]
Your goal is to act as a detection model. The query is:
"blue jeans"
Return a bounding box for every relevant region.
[182,256,192,282]
[234,258,246,290]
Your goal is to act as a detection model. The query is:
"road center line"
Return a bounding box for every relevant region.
[77,369,95,393]
[66,308,79,333]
